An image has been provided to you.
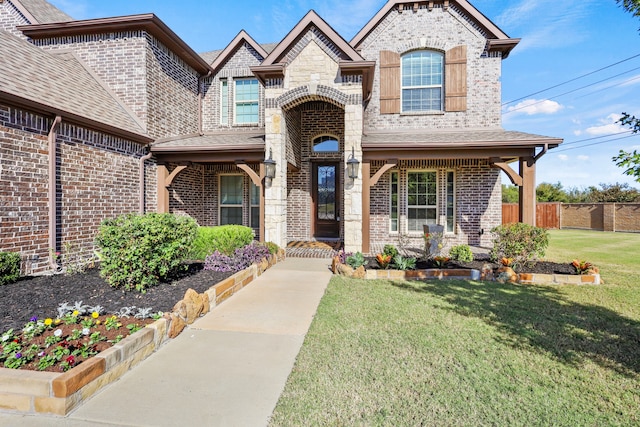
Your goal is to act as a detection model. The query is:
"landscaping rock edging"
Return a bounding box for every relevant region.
[0,250,285,417]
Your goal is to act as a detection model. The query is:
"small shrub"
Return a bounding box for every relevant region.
[0,252,21,286]
[204,243,270,272]
[432,256,450,268]
[449,244,473,262]
[262,241,280,255]
[95,213,198,292]
[346,252,366,269]
[490,223,549,269]
[393,255,416,271]
[382,244,399,259]
[376,253,392,269]
[189,225,254,259]
[571,259,594,275]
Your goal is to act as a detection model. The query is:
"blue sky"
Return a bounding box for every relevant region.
[50,0,640,190]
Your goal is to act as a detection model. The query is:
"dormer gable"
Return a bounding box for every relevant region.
[351,0,519,59]
[251,10,374,99]
[209,30,269,73]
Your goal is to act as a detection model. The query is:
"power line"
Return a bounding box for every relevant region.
[502,65,640,115]
[553,133,640,153]
[502,52,640,106]
[571,74,640,101]
[559,130,634,147]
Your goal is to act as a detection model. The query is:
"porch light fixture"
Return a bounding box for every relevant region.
[263,148,276,180]
[347,147,360,180]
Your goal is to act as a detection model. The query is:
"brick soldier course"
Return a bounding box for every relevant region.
[0,0,562,273]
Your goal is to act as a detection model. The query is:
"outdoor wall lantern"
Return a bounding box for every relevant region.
[263,148,277,180]
[347,147,360,180]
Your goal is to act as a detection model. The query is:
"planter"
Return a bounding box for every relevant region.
[0,255,283,416]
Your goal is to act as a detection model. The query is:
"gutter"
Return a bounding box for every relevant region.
[533,143,549,162]
[48,115,62,273]
[139,146,153,214]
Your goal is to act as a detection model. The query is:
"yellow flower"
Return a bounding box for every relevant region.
[95,320,101,325]
[91,312,99,319]
[44,318,53,326]
[54,318,62,325]
[72,310,79,317]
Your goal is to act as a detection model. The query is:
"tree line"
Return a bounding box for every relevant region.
[502,182,640,203]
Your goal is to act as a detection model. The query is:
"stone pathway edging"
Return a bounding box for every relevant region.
[0,251,285,417]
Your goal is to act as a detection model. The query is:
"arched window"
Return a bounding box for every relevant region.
[401,50,443,112]
[312,135,339,152]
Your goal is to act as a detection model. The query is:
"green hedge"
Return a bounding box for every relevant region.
[0,252,20,286]
[95,213,198,292]
[189,225,254,259]
[490,223,549,269]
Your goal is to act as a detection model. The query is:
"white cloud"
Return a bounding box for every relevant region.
[584,113,627,136]
[506,99,563,116]
[558,154,569,161]
[577,155,589,161]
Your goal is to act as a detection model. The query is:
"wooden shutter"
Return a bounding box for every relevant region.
[379,50,400,114]
[445,45,467,112]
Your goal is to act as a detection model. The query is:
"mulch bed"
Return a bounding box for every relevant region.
[0,263,232,334]
[365,253,577,275]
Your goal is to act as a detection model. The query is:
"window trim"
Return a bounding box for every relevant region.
[389,170,399,234]
[406,169,438,234]
[400,50,444,113]
[312,134,340,153]
[218,174,244,226]
[233,77,259,125]
[445,170,456,234]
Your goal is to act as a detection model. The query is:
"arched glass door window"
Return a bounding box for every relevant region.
[312,135,339,153]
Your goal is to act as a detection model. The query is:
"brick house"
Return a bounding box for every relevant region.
[1,0,561,273]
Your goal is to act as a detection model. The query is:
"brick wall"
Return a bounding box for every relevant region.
[0,104,149,274]
[286,102,344,241]
[0,0,30,38]
[202,42,265,131]
[369,159,500,251]
[357,4,502,131]
[561,203,640,232]
[32,31,200,139]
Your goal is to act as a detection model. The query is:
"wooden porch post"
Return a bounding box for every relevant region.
[157,165,169,213]
[519,156,536,226]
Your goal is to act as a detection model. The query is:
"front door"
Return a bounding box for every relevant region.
[313,163,340,238]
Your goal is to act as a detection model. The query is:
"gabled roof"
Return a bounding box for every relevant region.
[18,14,212,74]
[209,30,268,73]
[0,30,151,143]
[351,0,520,58]
[9,0,72,24]
[251,10,375,99]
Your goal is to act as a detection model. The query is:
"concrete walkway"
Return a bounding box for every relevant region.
[0,258,333,427]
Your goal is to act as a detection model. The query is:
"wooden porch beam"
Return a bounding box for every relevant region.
[236,162,261,187]
[157,165,187,213]
[490,158,522,186]
[519,157,536,226]
[370,160,397,186]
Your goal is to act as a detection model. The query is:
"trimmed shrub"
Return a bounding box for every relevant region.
[204,243,270,272]
[383,244,399,259]
[190,225,253,259]
[449,244,474,262]
[0,252,21,286]
[262,241,280,255]
[490,223,549,269]
[95,213,198,292]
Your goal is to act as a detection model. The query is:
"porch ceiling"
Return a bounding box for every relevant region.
[151,131,265,163]
[361,128,562,161]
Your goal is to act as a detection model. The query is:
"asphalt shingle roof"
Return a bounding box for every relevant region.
[199,43,277,65]
[13,0,72,23]
[152,131,265,150]
[0,30,146,138]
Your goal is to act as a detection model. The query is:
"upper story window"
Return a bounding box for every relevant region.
[312,135,339,153]
[220,79,229,125]
[401,50,443,112]
[234,78,259,124]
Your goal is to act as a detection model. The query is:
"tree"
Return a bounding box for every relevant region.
[585,182,640,202]
[501,184,519,203]
[616,0,640,19]
[536,182,569,202]
[613,113,640,183]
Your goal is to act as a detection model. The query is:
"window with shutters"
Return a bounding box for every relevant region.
[401,51,443,112]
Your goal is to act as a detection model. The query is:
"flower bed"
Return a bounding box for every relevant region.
[0,251,284,416]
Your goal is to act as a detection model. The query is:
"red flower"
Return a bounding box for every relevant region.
[66,355,75,365]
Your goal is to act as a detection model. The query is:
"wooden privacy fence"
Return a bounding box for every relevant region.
[502,203,640,232]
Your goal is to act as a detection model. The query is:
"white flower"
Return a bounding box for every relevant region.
[82,328,90,336]
[54,329,62,337]
[1,334,9,342]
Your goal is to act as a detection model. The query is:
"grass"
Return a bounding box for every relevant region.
[269,229,640,426]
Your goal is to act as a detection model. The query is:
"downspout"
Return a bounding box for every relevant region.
[198,71,212,135]
[48,115,62,272]
[139,146,153,214]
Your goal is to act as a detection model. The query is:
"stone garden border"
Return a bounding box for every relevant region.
[0,250,285,416]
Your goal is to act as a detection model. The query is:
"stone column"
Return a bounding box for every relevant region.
[343,104,363,253]
[264,107,288,248]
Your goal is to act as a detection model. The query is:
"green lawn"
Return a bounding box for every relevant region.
[270,230,640,426]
